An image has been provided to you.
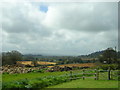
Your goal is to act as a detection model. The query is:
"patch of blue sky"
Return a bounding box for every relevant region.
[39,5,48,13]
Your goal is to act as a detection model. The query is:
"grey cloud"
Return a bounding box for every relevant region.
[44,2,117,32]
[2,3,48,34]
[1,2,118,55]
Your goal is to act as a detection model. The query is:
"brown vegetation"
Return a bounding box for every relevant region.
[58,63,95,67]
[16,61,56,66]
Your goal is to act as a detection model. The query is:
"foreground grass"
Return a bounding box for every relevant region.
[2,70,83,88]
[2,69,119,88]
[48,79,118,88]
[0,74,2,90]
[2,70,84,83]
[3,71,70,83]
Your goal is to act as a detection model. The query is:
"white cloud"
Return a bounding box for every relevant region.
[43,3,117,32]
[1,1,118,55]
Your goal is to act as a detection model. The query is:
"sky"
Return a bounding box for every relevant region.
[1,1,118,56]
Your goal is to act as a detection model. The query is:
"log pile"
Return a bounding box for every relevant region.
[1,65,46,74]
[1,65,82,74]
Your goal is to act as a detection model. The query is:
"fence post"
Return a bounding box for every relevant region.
[83,69,85,80]
[70,71,72,80]
[96,68,99,80]
[95,69,97,80]
[108,67,111,80]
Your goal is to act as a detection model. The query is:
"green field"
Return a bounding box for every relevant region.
[2,69,119,89]
[2,70,83,83]
[2,70,84,88]
[48,79,118,88]
[0,74,2,90]
[3,71,68,83]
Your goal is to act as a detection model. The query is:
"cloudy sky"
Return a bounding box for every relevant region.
[1,1,118,56]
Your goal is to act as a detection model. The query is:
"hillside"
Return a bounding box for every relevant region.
[79,50,104,58]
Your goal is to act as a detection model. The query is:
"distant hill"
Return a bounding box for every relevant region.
[79,50,105,58]
[22,54,43,60]
[79,50,120,59]
[22,49,120,61]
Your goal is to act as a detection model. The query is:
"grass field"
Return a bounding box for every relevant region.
[2,70,84,83]
[2,69,119,88]
[2,71,68,83]
[2,70,84,88]
[48,79,118,88]
[0,74,2,90]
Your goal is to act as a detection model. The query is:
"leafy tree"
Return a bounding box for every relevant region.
[99,48,117,64]
[2,50,22,65]
[32,58,39,67]
[32,60,38,67]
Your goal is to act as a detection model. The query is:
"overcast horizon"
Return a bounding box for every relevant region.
[1,1,118,56]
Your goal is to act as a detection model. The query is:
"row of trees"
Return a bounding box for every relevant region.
[2,50,22,65]
[1,48,119,66]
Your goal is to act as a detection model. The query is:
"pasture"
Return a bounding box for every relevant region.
[2,70,82,88]
[48,79,118,88]
[2,68,119,89]
[3,71,70,83]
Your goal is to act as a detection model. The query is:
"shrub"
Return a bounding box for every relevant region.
[26,80,44,88]
[99,64,118,70]
[32,69,44,73]
[91,64,118,70]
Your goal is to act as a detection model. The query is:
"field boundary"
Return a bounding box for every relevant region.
[69,69,119,80]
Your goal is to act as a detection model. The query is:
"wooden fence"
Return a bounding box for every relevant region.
[69,69,119,80]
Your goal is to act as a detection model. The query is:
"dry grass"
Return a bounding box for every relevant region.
[16,61,56,66]
[47,63,95,68]
[37,61,56,65]
[58,63,95,67]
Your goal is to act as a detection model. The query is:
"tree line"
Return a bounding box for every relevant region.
[1,50,22,66]
[1,48,119,66]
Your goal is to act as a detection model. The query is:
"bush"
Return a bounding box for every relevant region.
[32,69,44,73]
[99,64,118,70]
[26,80,44,88]
[2,78,29,88]
[2,82,23,88]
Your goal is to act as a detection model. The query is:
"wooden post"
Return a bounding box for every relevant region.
[95,69,97,80]
[97,68,99,80]
[108,67,111,80]
[83,69,85,80]
[70,71,72,80]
